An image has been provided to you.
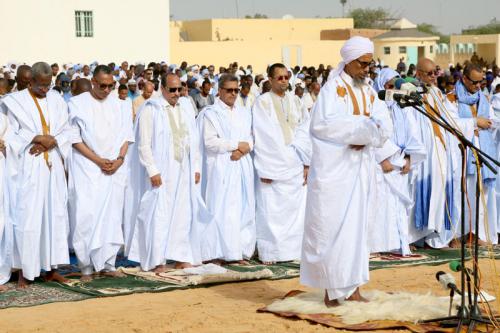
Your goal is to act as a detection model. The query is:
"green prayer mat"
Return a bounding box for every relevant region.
[1,247,498,309]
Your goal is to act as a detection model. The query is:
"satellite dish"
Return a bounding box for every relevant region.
[282,14,294,20]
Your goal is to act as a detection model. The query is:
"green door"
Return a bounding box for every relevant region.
[407,46,418,66]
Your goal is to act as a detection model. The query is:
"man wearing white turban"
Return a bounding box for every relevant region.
[300,36,393,306]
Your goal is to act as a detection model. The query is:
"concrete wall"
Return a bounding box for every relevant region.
[174,18,354,42]
[170,40,345,74]
[0,0,170,66]
[321,29,387,40]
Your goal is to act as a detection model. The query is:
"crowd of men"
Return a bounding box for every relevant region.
[0,36,499,307]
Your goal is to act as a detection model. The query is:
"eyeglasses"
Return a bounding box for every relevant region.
[221,87,240,94]
[98,83,115,90]
[355,59,372,68]
[418,69,436,77]
[465,75,483,85]
[273,75,290,81]
[168,87,182,93]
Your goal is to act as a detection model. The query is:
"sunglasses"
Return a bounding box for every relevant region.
[168,87,182,93]
[355,59,372,68]
[221,87,240,94]
[465,75,483,85]
[273,75,290,81]
[419,70,436,77]
[98,83,115,90]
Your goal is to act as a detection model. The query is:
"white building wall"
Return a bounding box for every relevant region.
[0,0,170,66]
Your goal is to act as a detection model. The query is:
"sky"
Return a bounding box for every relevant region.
[170,0,500,35]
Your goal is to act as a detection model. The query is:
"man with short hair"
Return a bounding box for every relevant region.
[235,83,255,108]
[300,37,392,306]
[452,64,498,244]
[195,74,255,264]
[193,80,215,114]
[302,82,320,111]
[0,79,8,96]
[68,65,134,281]
[1,62,72,287]
[14,65,32,92]
[126,74,200,271]
[71,78,92,97]
[132,81,155,120]
[252,63,311,265]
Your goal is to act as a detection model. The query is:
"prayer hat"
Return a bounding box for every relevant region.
[127,79,137,85]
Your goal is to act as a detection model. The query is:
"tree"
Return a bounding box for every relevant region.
[244,13,268,19]
[462,19,500,35]
[347,8,395,29]
[417,23,449,44]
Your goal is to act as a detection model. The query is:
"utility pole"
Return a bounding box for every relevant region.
[235,0,240,18]
[340,0,347,18]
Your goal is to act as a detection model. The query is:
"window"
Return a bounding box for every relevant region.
[383,47,391,55]
[75,11,93,37]
[429,45,433,54]
[399,46,407,54]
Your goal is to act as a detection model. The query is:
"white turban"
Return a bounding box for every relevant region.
[329,36,374,80]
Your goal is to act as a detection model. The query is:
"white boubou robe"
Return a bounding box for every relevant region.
[68,92,134,274]
[127,97,200,269]
[408,87,474,248]
[1,90,72,281]
[235,93,256,109]
[0,111,12,284]
[369,102,426,255]
[194,98,255,262]
[252,91,312,262]
[300,71,392,300]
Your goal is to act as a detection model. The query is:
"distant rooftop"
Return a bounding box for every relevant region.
[374,18,438,40]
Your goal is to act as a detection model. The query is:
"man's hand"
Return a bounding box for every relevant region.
[477,117,492,129]
[103,159,124,175]
[401,156,411,175]
[238,142,251,155]
[0,139,5,151]
[380,158,394,173]
[34,135,57,150]
[96,158,113,172]
[230,150,243,161]
[303,165,309,186]
[349,145,365,151]
[150,174,162,187]
[29,143,48,156]
[195,172,200,184]
[260,178,273,184]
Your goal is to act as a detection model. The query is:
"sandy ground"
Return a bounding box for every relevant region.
[0,259,499,333]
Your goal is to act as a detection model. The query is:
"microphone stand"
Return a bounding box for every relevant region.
[396,97,500,332]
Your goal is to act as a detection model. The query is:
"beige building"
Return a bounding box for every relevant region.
[0,0,170,66]
[372,18,439,69]
[449,34,500,66]
[170,18,354,74]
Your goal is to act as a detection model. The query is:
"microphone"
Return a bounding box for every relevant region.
[377,90,422,106]
[395,78,428,94]
[435,271,461,294]
[449,260,472,274]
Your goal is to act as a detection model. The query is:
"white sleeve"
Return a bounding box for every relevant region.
[203,117,238,154]
[138,106,159,177]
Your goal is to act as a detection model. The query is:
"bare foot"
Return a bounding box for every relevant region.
[204,259,225,266]
[346,288,369,303]
[17,273,30,289]
[174,262,193,269]
[0,285,8,292]
[44,271,69,284]
[449,238,462,249]
[324,291,340,307]
[80,274,93,282]
[476,238,489,247]
[409,245,418,252]
[152,265,168,273]
[237,260,251,266]
[100,271,126,278]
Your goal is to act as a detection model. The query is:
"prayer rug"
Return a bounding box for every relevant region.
[258,290,493,332]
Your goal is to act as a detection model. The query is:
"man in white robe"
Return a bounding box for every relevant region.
[448,64,498,244]
[195,74,255,264]
[369,68,426,256]
[408,59,475,248]
[252,63,311,265]
[300,37,393,306]
[68,65,133,281]
[127,73,200,271]
[1,62,71,287]
[0,111,11,291]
